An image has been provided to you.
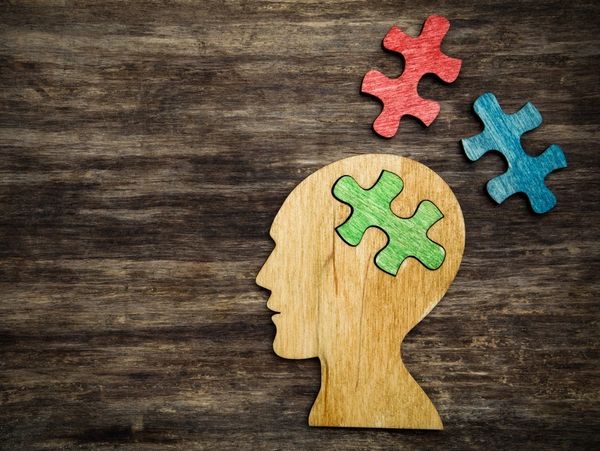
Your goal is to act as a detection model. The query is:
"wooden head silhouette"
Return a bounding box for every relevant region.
[256,154,465,429]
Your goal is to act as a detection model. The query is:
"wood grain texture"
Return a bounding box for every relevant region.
[256,154,465,429]
[0,0,598,449]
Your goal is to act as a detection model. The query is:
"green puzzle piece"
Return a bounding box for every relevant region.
[332,170,446,276]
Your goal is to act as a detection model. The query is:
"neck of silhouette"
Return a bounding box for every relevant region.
[308,335,442,429]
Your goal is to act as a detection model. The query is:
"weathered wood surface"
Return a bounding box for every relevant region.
[0,0,598,448]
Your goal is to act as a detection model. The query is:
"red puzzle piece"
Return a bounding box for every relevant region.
[362,15,462,138]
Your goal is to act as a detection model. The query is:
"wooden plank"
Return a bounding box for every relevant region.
[0,0,598,448]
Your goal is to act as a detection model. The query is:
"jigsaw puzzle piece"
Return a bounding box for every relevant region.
[375,200,445,275]
[462,92,567,214]
[383,16,460,83]
[462,93,542,161]
[486,144,567,213]
[362,15,462,138]
[333,171,404,246]
[362,71,441,138]
[333,170,445,275]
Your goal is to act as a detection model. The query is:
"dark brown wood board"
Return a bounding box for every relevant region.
[0,0,598,448]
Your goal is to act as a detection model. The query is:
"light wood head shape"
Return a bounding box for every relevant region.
[256,154,465,429]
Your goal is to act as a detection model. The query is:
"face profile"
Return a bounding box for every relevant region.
[256,154,465,429]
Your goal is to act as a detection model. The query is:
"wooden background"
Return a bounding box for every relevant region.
[1,0,598,448]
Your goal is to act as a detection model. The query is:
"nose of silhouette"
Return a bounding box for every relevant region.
[256,252,274,290]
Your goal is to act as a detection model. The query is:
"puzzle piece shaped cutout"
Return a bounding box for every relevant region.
[362,15,462,138]
[332,170,445,276]
[462,93,567,214]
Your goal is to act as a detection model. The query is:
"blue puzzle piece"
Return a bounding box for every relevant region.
[462,92,567,214]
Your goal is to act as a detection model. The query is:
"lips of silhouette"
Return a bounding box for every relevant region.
[266,297,280,314]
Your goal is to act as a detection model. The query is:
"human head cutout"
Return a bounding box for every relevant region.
[256,154,465,429]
